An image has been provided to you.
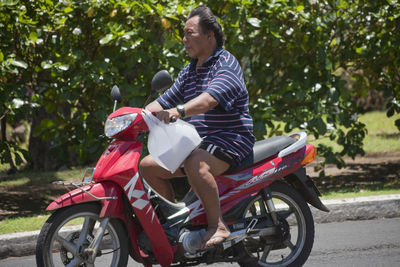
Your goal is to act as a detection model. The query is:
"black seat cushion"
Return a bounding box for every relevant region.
[227,136,296,173]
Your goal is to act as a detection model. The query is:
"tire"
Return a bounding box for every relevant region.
[36,203,129,267]
[238,181,314,267]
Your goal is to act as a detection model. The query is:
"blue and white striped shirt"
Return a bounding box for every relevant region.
[157,48,255,164]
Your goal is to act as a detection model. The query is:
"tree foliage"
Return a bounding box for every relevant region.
[0,0,399,172]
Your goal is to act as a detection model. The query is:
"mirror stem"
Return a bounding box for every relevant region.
[113,100,118,112]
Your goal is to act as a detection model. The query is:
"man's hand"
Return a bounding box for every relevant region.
[156,108,180,123]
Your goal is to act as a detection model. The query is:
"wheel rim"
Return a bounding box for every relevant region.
[242,192,307,266]
[46,211,121,267]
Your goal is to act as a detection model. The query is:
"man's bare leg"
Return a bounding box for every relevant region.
[139,155,184,202]
[184,149,231,247]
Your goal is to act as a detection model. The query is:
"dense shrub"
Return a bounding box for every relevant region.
[1,0,399,171]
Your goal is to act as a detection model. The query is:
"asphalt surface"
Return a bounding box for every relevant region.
[2,217,400,266]
[0,194,399,260]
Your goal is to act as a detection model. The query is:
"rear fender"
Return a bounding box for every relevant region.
[47,182,147,262]
[285,168,329,212]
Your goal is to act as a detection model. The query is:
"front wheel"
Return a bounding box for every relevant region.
[36,203,129,267]
[238,181,315,267]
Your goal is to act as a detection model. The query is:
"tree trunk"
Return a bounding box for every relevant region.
[0,116,6,142]
[28,107,58,171]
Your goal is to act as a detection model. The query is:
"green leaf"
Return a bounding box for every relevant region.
[64,6,73,14]
[355,47,363,54]
[297,5,305,12]
[99,34,113,45]
[395,119,400,130]
[0,51,4,62]
[57,64,69,71]
[325,59,332,70]
[142,3,153,13]
[247,18,261,28]
[387,107,394,117]
[41,61,52,69]
[10,59,28,69]
[29,32,38,42]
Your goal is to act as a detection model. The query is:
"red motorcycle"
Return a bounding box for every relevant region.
[36,70,329,267]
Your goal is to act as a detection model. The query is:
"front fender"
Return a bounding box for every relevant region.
[47,182,124,217]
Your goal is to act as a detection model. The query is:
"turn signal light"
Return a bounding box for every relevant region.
[301,146,317,165]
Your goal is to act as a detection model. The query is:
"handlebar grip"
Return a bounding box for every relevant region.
[170,116,177,123]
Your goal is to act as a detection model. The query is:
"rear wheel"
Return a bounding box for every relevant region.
[36,203,129,267]
[238,182,314,267]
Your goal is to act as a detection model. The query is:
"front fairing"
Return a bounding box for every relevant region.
[106,107,148,140]
[93,140,175,266]
[93,140,142,187]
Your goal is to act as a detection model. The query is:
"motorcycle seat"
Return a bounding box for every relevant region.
[227,136,296,173]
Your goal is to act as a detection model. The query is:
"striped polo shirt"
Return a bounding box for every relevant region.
[157,48,255,164]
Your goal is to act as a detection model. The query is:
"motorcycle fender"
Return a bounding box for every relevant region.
[47,182,122,215]
[47,182,148,263]
[286,168,330,212]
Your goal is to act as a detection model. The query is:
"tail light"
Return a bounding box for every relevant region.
[301,145,317,165]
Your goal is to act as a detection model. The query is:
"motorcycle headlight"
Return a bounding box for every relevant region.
[104,113,138,138]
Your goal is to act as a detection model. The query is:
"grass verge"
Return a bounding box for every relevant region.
[0,215,50,234]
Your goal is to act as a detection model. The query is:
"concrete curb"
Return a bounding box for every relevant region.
[312,194,400,223]
[1,194,399,259]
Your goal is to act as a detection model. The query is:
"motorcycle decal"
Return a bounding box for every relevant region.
[246,167,277,186]
[124,173,156,222]
[187,199,204,219]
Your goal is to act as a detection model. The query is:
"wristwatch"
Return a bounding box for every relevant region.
[176,104,185,118]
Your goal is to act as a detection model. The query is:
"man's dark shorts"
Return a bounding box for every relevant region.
[180,142,238,175]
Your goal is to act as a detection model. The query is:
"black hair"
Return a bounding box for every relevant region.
[187,5,224,47]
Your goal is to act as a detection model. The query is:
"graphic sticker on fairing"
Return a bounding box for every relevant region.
[124,173,156,222]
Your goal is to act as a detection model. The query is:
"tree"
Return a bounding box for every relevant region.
[0,0,399,172]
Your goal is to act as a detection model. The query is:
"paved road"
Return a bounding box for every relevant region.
[1,218,399,267]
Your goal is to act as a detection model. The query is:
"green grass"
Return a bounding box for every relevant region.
[0,215,50,234]
[320,189,400,200]
[309,111,400,153]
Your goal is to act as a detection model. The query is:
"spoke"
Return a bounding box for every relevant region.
[76,216,93,247]
[260,245,272,263]
[277,208,294,219]
[283,239,296,251]
[89,218,109,250]
[55,234,77,256]
[98,240,115,250]
[66,257,83,267]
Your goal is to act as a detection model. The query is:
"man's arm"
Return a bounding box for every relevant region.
[145,100,164,112]
[183,92,218,117]
[156,92,218,123]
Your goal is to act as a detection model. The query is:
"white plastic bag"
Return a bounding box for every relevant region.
[142,110,202,173]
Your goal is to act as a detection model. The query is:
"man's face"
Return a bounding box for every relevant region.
[183,16,211,59]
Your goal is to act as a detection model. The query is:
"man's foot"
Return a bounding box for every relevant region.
[203,226,230,248]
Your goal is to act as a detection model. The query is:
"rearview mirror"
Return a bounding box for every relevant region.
[111,85,122,103]
[151,70,173,92]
